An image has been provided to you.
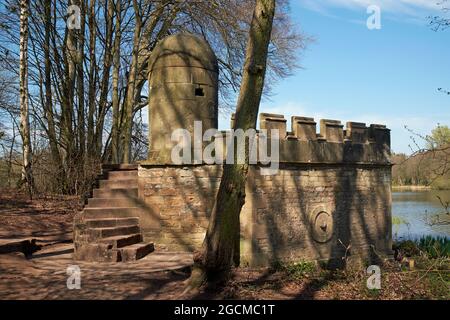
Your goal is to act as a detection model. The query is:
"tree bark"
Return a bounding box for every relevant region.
[44,0,64,179]
[121,0,142,164]
[19,0,34,198]
[94,0,114,159]
[190,0,276,286]
[87,0,97,157]
[111,0,122,164]
[76,0,86,162]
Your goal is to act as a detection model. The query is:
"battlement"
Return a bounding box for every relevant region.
[256,113,390,146]
[225,113,392,165]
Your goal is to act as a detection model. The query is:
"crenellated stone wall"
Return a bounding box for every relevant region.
[74,34,393,266]
[137,113,393,267]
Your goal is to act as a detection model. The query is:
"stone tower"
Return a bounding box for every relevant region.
[74,33,392,266]
[147,33,219,164]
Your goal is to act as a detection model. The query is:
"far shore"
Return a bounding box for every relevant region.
[392,185,432,191]
[392,185,450,191]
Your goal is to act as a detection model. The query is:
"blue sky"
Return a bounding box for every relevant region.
[219,0,450,154]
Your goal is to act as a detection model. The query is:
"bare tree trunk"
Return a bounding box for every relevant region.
[59,0,78,193]
[111,0,122,164]
[8,123,18,188]
[190,0,276,287]
[19,0,34,198]
[94,0,113,158]
[77,0,86,161]
[87,0,97,157]
[121,0,142,164]
[43,0,64,190]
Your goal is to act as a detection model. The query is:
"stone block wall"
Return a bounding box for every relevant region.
[137,114,393,267]
[137,163,392,266]
[242,164,392,266]
[137,165,223,251]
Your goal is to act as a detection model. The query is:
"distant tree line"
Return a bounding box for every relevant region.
[0,0,304,197]
[392,125,450,189]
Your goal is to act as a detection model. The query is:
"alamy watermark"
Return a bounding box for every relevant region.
[67,5,81,30]
[366,265,381,290]
[171,121,280,175]
[367,5,382,30]
[66,265,81,290]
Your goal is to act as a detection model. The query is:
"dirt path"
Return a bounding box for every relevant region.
[0,189,448,300]
[0,189,194,300]
[0,190,79,240]
[0,244,193,300]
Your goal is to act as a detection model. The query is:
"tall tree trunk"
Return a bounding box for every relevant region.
[121,0,142,164]
[94,0,113,158]
[61,0,78,193]
[190,0,276,286]
[19,0,34,198]
[43,0,64,188]
[87,0,97,157]
[77,0,86,162]
[111,0,122,164]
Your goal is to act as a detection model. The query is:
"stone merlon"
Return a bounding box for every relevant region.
[224,112,392,165]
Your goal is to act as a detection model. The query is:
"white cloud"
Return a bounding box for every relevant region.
[257,101,448,154]
[299,0,443,19]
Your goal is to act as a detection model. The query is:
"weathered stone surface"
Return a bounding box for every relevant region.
[260,113,287,138]
[73,166,154,262]
[120,243,155,262]
[138,163,392,267]
[147,34,219,164]
[292,116,317,141]
[74,32,394,268]
[320,119,344,143]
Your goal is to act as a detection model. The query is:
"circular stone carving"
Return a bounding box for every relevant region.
[309,210,334,243]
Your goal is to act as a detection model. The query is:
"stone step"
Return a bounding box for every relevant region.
[85,217,140,228]
[106,170,138,180]
[93,188,138,199]
[99,233,142,249]
[119,242,155,262]
[82,207,141,219]
[74,243,121,262]
[87,198,140,208]
[102,164,138,171]
[89,225,140,239]
[99,179,138,189]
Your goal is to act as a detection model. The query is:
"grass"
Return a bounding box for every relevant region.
[394,236,449,258]
[272,260,317,280]
[417,235,450,259]
[243,250,450,300]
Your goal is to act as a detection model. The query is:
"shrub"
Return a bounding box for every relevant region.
[273,260,317,280]
[393,240,420,257]
[417,236,450,259]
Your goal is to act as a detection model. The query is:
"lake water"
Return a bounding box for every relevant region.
[392,189,450,240]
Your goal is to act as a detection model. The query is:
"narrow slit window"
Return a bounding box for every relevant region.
[195,87,205,97]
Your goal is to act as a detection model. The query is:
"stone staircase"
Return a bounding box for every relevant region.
[73,164,154,262]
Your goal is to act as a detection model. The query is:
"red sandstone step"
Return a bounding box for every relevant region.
[99,233,143,249]
[82,207,141,219]
[74,243,121,262]
[85,217,140,228]
[93,188,138,198]
[99,179,138,189]
[89,225,140,239]
[102,164,138,171]
[106,170,138,180]
[87,198,140,208]
[119,242,155,262]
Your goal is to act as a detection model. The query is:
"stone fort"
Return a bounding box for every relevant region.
[74,34,392,266]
